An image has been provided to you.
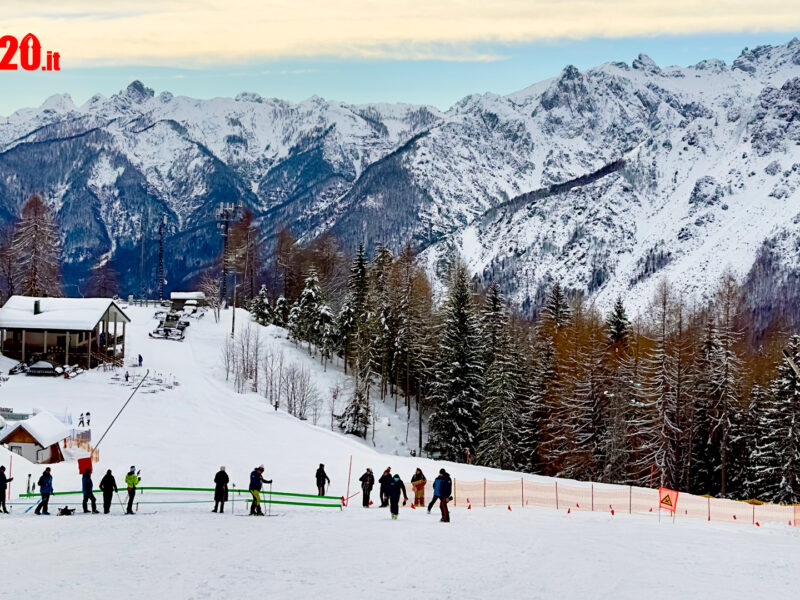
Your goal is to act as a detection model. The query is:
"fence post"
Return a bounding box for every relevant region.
[591,484,594,511]
[707,496,711,521]
[483,478,486,508]
[752,503,755,525]
[555,481,559,510]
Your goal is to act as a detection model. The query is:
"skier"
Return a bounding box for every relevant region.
[34,467,53,515]
[125,466,141,514]
[386,473,408,520]
[358,468,374,508]
[124,371,130,382]
[138,354,143,367]
[99,469,118,514]
[378,467,392,507]
[411,468,427,507]
[315,463,330,496]
[82,468,99,514]
[248,465,272,515]
[0,465,12,514]
[436,469,452,523]
[86,412,91,426]
[428,469,446,513]
[78,413,85,427]
[213,466,229,513]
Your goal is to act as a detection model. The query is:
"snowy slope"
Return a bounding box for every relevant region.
[2,308,800,598]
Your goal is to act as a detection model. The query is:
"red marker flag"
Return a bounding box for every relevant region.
[658,487,679,513]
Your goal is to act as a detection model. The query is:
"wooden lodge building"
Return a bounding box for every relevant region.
[0,296,131,368]
[0,411,71,464]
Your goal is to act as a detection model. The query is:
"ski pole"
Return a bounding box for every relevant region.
[268,481,272,517]
[116,491,126,513]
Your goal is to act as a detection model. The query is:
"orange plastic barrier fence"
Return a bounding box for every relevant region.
[402,477,800,527]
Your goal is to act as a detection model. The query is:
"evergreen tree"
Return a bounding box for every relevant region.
[541,282,571,330]
[294,269,323,351]
[606,296,630,346]
[426,264,483,462]
[273,295,289,327]
[760,336,800,503]
[12,195,62,297]
[249,285,272,326]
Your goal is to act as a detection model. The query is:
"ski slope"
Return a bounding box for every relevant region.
[1,307,799,599]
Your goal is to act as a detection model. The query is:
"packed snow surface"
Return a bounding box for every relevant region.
[1,307,799,599]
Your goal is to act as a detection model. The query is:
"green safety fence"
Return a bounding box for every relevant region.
[18,486,342,509]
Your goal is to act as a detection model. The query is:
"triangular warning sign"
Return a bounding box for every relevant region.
[658,487,679,512]
[660,494,672,507]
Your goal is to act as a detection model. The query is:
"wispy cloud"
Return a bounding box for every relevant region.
[5,0,799,66]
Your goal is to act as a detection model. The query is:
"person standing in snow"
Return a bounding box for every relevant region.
[34,467,53,515]
[378,467,392,508]
[359,468,374,508]
[138,354,143,367]
[99,469,118,514]
[436,469,452,523]
[124,371,130,382]
[315,464,330,496]
[78,413,85,427]
[86,412,91,427]
[213,466,229,513]
[429,469,446,514]
[82,468,99,513]
[125,466,141,514]
[0,465,13,514]
[249,465,272,516]
[411,468,427,507]
[386,473,408,520]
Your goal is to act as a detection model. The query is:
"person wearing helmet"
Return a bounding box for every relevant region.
[125,466,141,514]
[411,468,427,507]
[315,463,330,496]
[386,473,408,520]
[213,466,229,513]
[82,468,99,514]
[358,468,374,508]
[249,465,272,516]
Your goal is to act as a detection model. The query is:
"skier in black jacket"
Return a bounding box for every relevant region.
[315,464,330,496]
[438,469,453,523]
[358,468,374,508]
[378,467,392,507]
[386,473,408,520]
[0,465,12,514]
[213,466,229,513]
[99,469,118,514]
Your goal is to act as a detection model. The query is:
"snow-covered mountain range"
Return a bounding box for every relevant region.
[1,39,799,314]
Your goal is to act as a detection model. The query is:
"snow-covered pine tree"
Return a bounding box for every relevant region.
[295,269,323,352]
[515,326,549,472]
[607,296,630,346]
[689,317,722,494]
[12,195,62,297]
[369,246,398,403]
[317,303,336,369]
[249,284,272,326]
[426,263,483,462]
[476,289,522,470]
[338,245,373,438]
[272,295,289,327]
[759,335,800,503]
[542,281,571,330]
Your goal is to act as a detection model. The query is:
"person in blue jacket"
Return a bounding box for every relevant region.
[82,468,99,514]
[435,469,452,523]
[249,465,272,516]
[35,467,53,515]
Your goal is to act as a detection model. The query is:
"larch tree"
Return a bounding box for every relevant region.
[12,195,62,297]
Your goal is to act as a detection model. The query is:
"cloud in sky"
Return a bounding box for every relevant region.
[6,0,800,65]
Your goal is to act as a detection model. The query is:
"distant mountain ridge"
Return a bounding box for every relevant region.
[1,39,799,318]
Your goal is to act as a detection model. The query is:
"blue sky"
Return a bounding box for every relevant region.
[2,32,798,115]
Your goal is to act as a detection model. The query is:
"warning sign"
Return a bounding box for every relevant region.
[658,487,679,512]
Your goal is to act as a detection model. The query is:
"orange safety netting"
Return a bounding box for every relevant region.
[409,477,800,527]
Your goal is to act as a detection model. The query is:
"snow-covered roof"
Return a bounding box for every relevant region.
[0,296,130,331]
[170,292,205,300]
[0,411,70,447]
